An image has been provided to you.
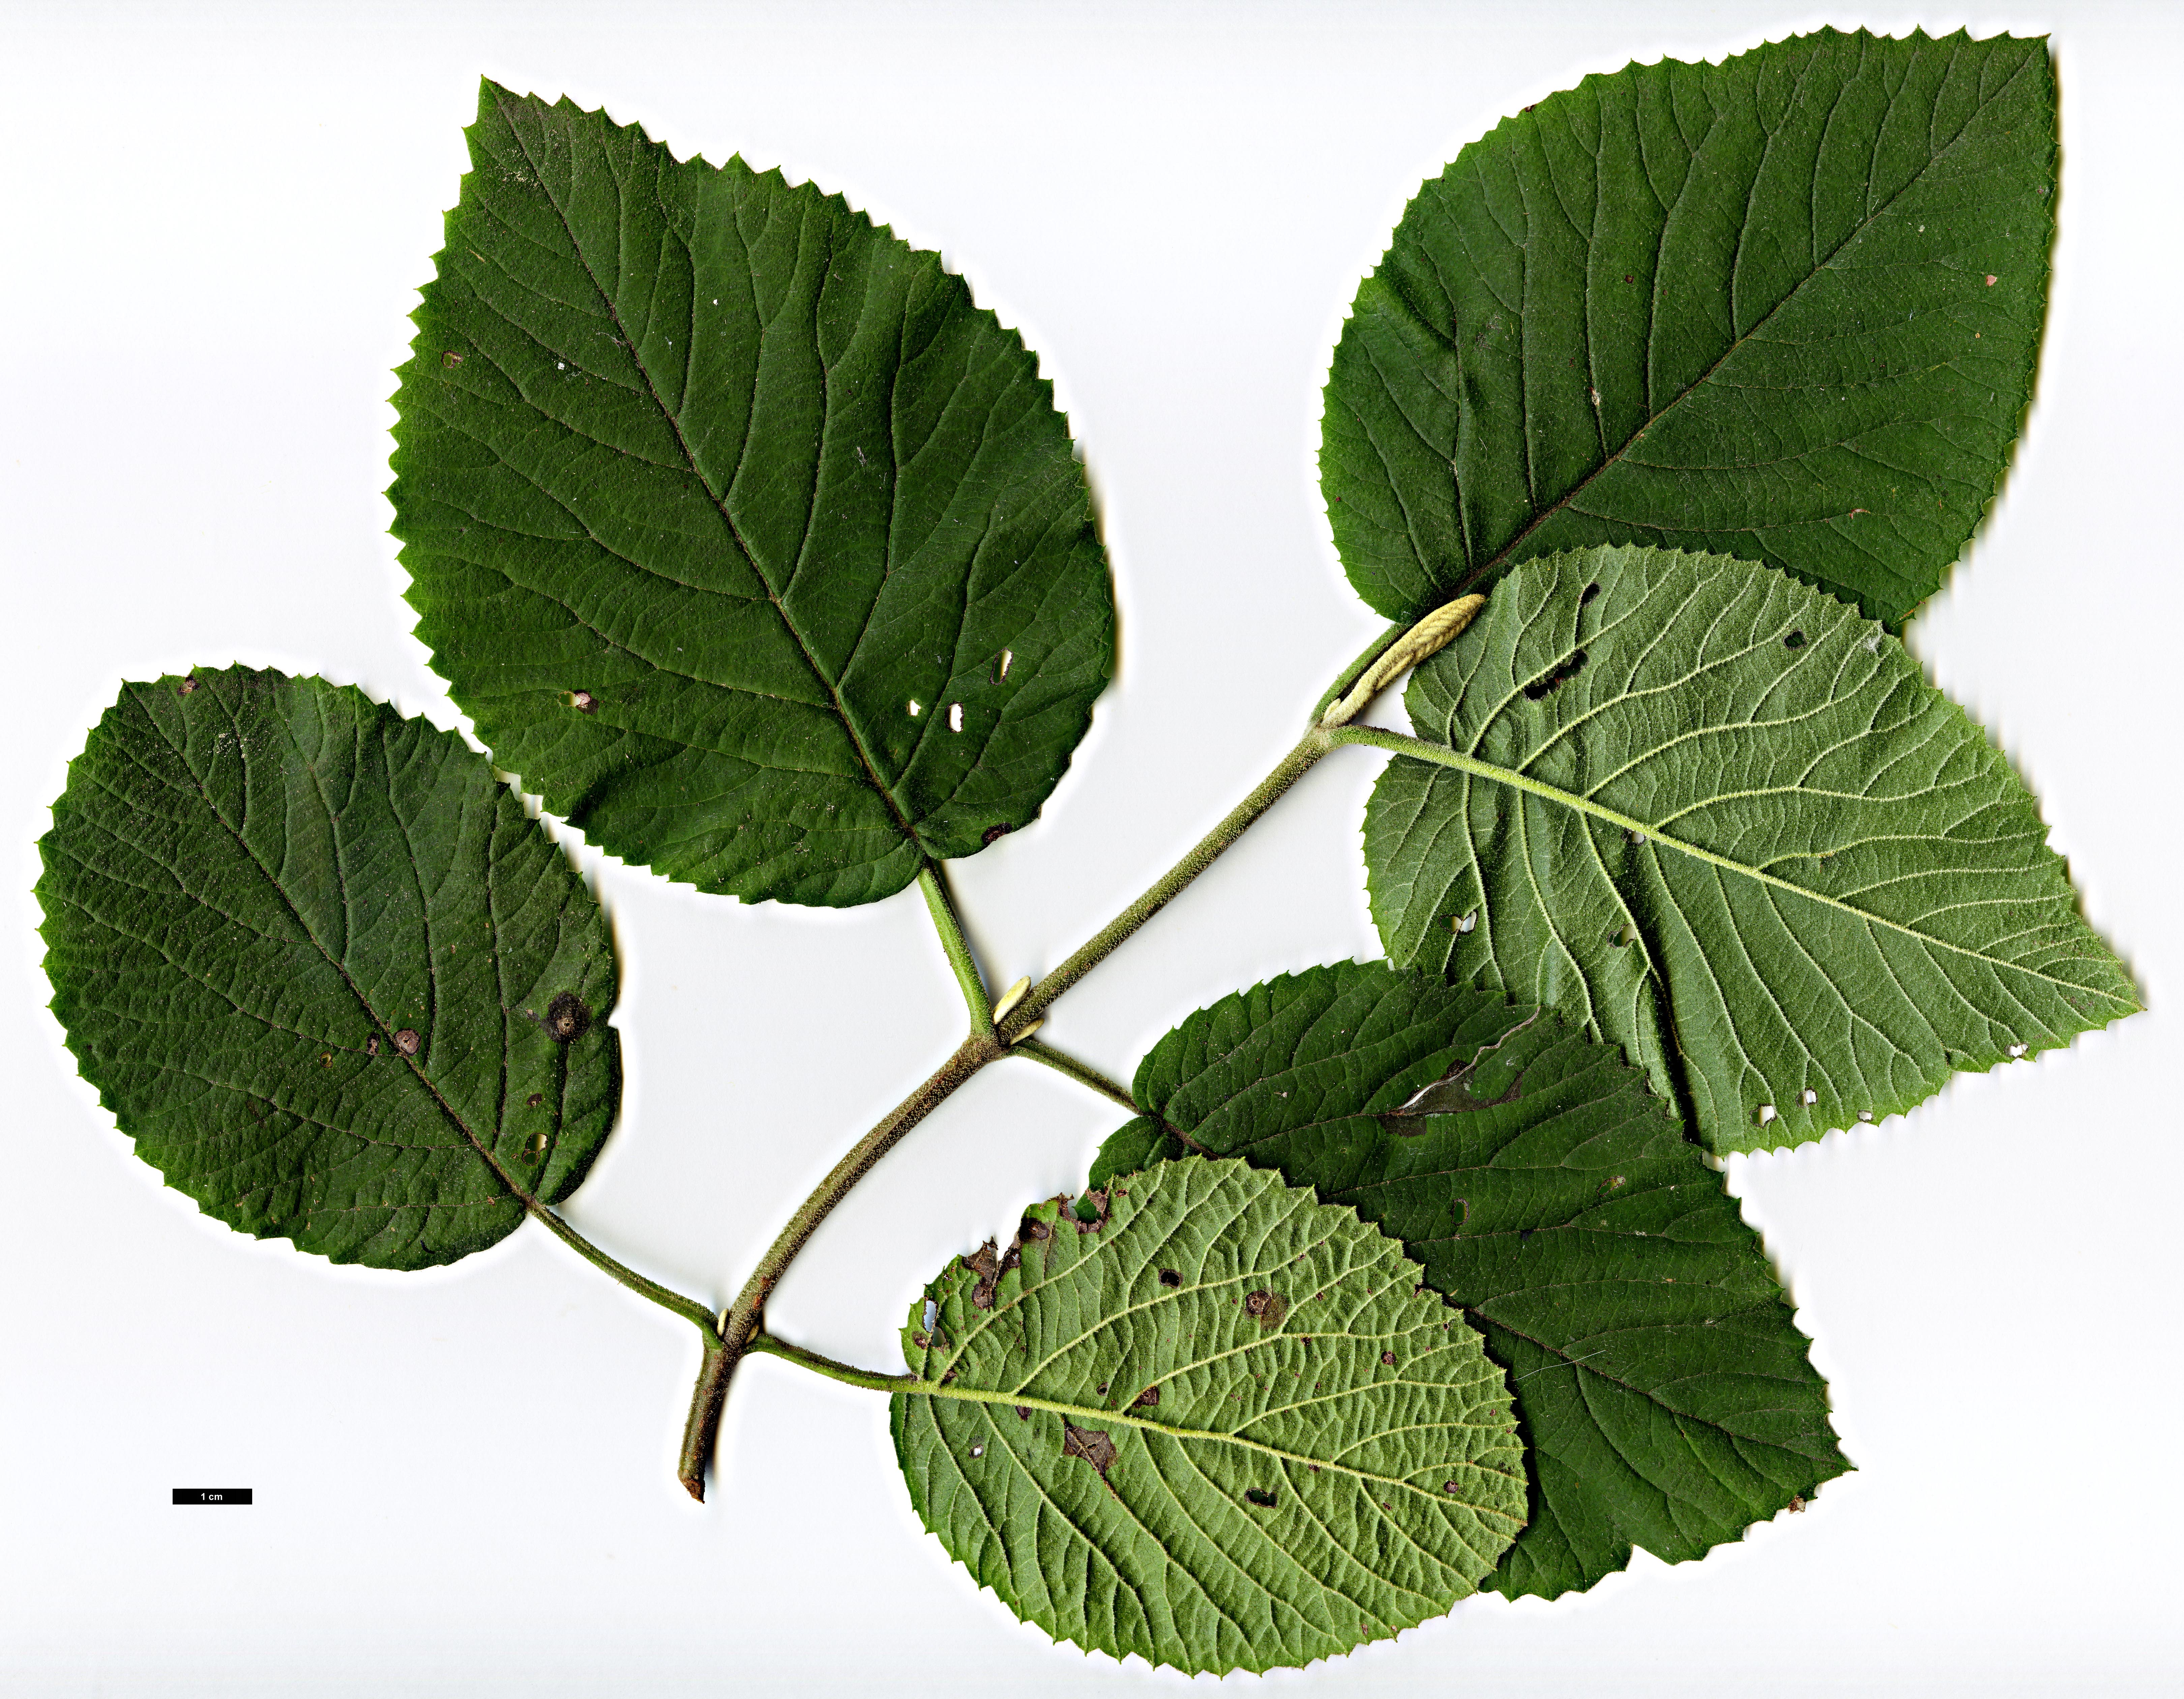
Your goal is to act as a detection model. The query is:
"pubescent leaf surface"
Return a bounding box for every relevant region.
[391,82,1114,906]
[1323,27,2055,627]
[891,1156,1525,1674]
[1093,963,1843,1599]
[1364,546,2137,1154]
[36,668,619,1269]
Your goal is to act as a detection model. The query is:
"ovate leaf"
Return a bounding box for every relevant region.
[1323,27,2055,626]
[36,668,619,1269]
[1093,963,1843,1598]
[891,1156,1525,1675]
[1363,545,2137,1153]
[390,83,1114,906]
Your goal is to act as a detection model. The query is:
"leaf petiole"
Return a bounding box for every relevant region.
[1010,1038,1136,1110]
[527,1205,719,1340]
[918,863,994,1036]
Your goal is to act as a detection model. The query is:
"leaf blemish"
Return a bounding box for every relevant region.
[545,993,591,1043]
[569,690,596,713]
[1158,1269,1181,1287]
[1062,1424,1117,1475]
[1522,648,1587,700]
[393,1029,421,1057]
[1245,1487,1277,1508]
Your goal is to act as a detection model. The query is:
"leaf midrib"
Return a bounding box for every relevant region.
[1443,38,2035,603]
[150,682,540,1219]
[896,1379,1523,1519]
[492,92,926,855]
[1345,726,2125,998]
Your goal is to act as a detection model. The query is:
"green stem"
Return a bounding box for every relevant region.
[747,1332,918,1392]
[997,724,1336,1041]
[678,1029,1004,1500]
[526,1204,719,1339]
[681,595,1494,1497]
[919,862,993,1035]
[1011,1038,1138,1111]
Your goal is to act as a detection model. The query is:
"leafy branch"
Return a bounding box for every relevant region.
[34,26,2141,1678]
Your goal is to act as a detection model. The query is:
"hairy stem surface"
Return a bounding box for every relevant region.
[919,862,994,1034]
[679,1031,1003,1499]
[528,1204,718,1338]
[681,595,1489,1496]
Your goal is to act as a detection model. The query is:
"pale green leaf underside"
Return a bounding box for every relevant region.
[890,1157,1525,1675]
[1364,546,2136,1154]
[1323,27,2056,627]
[391,82,1114,907]
[1093,963,1843,1599]
[35,668,619,1269]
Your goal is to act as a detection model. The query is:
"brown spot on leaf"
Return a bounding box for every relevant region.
[1789,1494,1807,1514]
[981,823,1010,846]
[961,1239,1002,1308]
[1244,1487,1277,1508]
[177,677,199,696]
[545,993,590,1043]
[1133,1385,1160,1408]
[526,1092,542,1108]
[441,350,465,367]
[1381,1351,1396,1367]
[392,1029,421,1057]
[570,690,597,713]
[1062,1424,1117,1475]
[1158,1269,1181,1288]
[911,1331,931,1349]
[1015,1406,1031,1421]
[1076,1189,1109,1233]
[366,1035,379,1057]
[1245,1290,1272,1316]
[1020,1215,1050,1242]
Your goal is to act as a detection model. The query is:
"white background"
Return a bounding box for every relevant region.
[1,1,2177,1692]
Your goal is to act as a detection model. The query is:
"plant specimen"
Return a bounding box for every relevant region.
[35,27,2135,1675]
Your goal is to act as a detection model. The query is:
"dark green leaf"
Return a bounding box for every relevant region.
[390,82,1114,906]
[1093,962,1845,1599]
[892,1157,1525,1674]
[1322,27,2055,626]
[1363,546,2138,1153]
[36,667,618,1269]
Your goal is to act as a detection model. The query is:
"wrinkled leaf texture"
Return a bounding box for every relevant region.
[892,1157,1525,1674]
[1323,27,2056,627]
[36,668,619,1269]
[391,82,1114,906]
[1363,546,2137,1153]
[1090,963,1843,1599]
